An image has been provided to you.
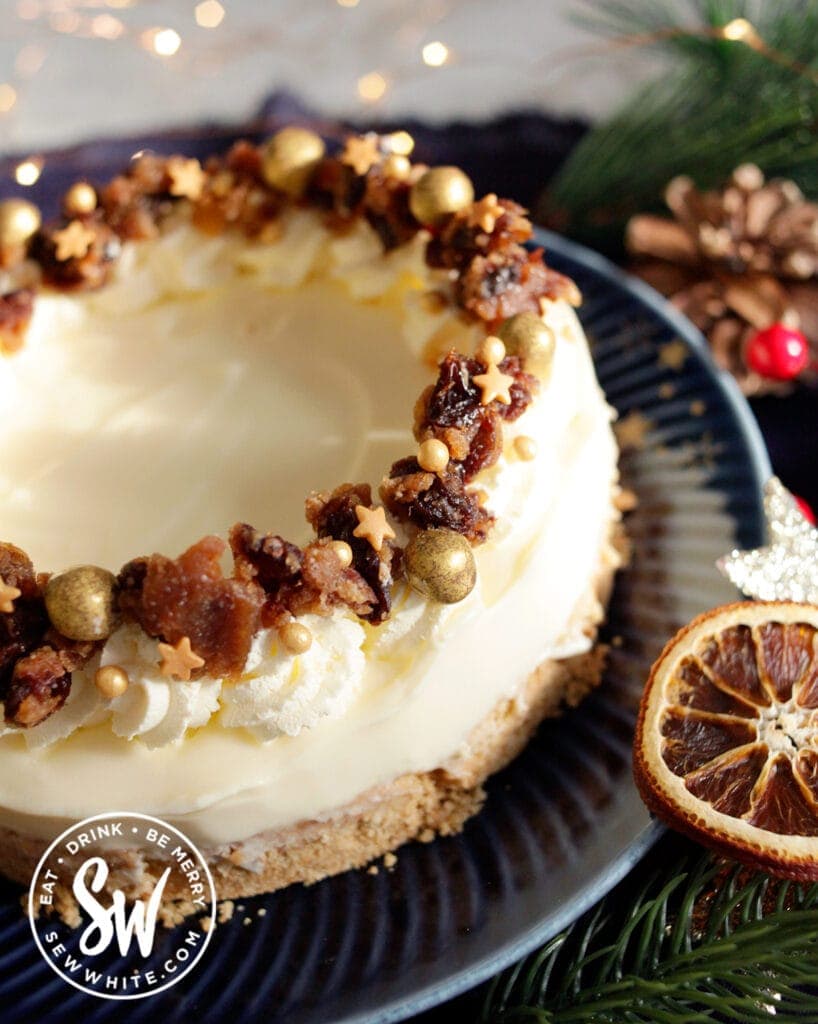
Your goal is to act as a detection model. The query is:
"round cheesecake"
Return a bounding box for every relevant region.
[0,133,623,904]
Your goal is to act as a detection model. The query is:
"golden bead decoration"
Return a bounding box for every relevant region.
[94,664,130,699]
[382,154,411,181]
[405,528,477,604]
[44,565,118,641]
[63,182,97,217]
[476,335,506,367]
[417,438,450,473]
[498,311,555,376]
[513,435,538,461]
[0,198,41,248]
[261,127,326,198]
[280,620,313,654]
[330,540,353,568]
[409,167,475,226]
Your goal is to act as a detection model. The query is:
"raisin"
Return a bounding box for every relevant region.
[381,459,493,544]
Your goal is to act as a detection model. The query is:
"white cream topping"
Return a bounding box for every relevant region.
[0,211,621,844]
[220,614,366,740]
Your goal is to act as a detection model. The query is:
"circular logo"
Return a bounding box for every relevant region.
[29,812,216,1000]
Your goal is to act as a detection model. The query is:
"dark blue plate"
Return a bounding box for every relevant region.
[0,141,769,1022]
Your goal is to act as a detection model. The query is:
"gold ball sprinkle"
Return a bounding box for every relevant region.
[0,198,41,248]
[330,540,353,568]
[280,620,313,655]
[498,311,555,377]
[44,565,118,642]
[94,664,130,699]
[261,127,326,198]
[382,154,411,180]
[513,435,538,461]
[63,181,97,217]
[405,528,477,605]
[409,166,475,225]
[476,335,506,367]
[417,438,450,473]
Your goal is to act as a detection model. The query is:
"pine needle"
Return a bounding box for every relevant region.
[543,0,818,253]
[481,850,818,1024]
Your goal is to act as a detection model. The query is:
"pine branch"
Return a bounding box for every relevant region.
[481,850,818,1024]
[543,0,818,253]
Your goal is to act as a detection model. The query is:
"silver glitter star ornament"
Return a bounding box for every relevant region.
[717,477,818,602]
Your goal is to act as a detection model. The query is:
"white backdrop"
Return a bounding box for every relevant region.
[0,0,659,156]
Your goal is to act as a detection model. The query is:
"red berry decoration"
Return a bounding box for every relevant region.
[795,495,816,525]
[745,322,809,381]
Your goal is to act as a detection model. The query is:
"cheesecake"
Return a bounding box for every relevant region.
[0,130,623,901]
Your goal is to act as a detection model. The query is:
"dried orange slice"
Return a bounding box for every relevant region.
[634,601,818,879]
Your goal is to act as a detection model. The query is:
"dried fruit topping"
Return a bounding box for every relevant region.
[426,198,531,271]
[100,153,181,241]
[308,156,368,223]
[380,457,494,544]
[455,245,578,324]
[117,535,263,679]
[4,646,70,728]
[0,544,48,696]
[415,351,536,480]
[0,544,102,725]
[306,483,397,623]
[0,289,35,355]
[297,539,380,620]
[362,167,417,251]
[230,525,304,592]
[230,522,382,626]
[194,142,283,239]
[32,219,121,292]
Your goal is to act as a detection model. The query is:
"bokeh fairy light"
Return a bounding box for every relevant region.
[3,0,805,180]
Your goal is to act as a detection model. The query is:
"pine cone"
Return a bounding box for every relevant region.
[626,164,818,395]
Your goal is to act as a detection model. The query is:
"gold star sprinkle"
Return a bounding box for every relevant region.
[659,339,689,371]
[52,220,95,262]
[158,636,205,681]
[167,157,206,201]
[353,504,396,552]
[467,193,505,233]
[473,363,514,406]
[0,576,21,614]
[614,410,652,450]
[340,134,382,176]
